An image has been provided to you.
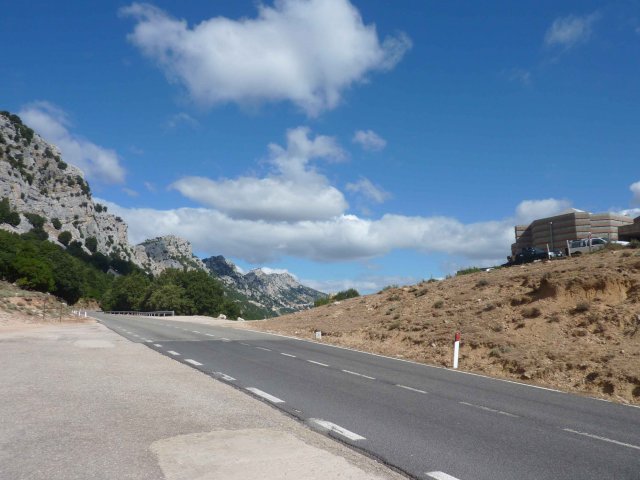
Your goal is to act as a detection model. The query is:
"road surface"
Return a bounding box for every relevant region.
[94,313,640,480]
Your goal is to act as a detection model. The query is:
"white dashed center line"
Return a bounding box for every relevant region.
[185,359,203,366]
[205,333,215,337]
[240,342,250,346]
[280,353,296,358]
[426,472,461,480]
[396,384,427,394]
[459,401,519,418]
[221,338,231,342]
[153,344,162,347]
[342,369,375,380]
[256,347,272,352]
[192,331,200,334]
[563,428,640,451]
[246,388,285,404]
[309,419,365,441]
[167,351,181,356]
[307,360,329,367]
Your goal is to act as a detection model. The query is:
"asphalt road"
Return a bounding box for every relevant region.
[94,313,640,480]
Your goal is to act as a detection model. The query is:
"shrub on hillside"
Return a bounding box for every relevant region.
[57,231,72,246]
[85,236,98,253]
[0,198,20,227]
[24,212,45,229]
[51,218,62,230]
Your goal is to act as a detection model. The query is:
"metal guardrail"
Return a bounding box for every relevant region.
[105,310,175,317]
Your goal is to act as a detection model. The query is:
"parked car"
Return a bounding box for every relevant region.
[511,247,549,265]
[566,237,614,256]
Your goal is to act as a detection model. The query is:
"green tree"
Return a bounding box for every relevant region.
[85,236,98,253]
[51,218,62,230]
[146,284,193,312]
[12,256,54,292]
[57,231,72,246]
[24,213,45,229]
[101,272,151,311]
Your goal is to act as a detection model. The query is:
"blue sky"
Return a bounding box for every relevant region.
[2,0,639,292]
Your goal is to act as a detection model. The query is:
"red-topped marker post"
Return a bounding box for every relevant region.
[453,331,461,369]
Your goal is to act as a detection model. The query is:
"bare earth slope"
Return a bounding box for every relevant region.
[247,249,640,405]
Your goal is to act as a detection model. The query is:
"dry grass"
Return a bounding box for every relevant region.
[246,250,640,405]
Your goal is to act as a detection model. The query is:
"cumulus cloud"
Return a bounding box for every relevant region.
[352,129,387,151]
[121,0,411,115]
[515,198,572,224]
[171,127,347,221]
[259,267,295,277]
[19,102,126,184]
[544,12,599,49]
[98,198,516,265]
[345,177,390,204]
[302,275,416,294]
[630,181,640,204]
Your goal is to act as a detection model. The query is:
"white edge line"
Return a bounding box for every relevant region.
[214,372,236,381]
[246,387,285,404]
[342,369,375,380]
[153,344,162,347]
[308,360,329,367]
[426,472,461,480]
[108,317,639,410]
[167,351,180,356]
[185,359,203,366]
[280,353,296,357]
[396,384,427,394]
[459,401,519,418]
[309,419,365,441]
[563,428,640,451]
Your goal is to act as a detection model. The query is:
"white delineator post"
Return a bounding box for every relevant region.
[453,331,461,369]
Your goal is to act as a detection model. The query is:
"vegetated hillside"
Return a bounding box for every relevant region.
[248,248,640,405]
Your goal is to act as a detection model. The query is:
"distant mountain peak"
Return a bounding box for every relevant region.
[203,255,326,315]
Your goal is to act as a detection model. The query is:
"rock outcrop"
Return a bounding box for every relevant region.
[0,112,134,259]
[134,235,206,276]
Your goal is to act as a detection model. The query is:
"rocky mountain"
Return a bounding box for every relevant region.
[204,255,326,315]
[0,110,325,316]
[134,235,206,275]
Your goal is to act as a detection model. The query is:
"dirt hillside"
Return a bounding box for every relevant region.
[0,282,88,330]
[247,248,640,405]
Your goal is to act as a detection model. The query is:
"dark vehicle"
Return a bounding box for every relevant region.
[510,247,549,265]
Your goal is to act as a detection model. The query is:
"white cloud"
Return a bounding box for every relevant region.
[346,177,390,203]
[122,187,139,197]
[630,180,640,204]
[171,127,347,221]
[303,275,415,294]
[259,267,296,277]
[99,198,516,265]
[352,129,387,151]
[19,101,126,184]
[515,198,572,224]
[165,112,199,130]
[143,181,157,193]
[121,1,411,116]
[544,13,599,49]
